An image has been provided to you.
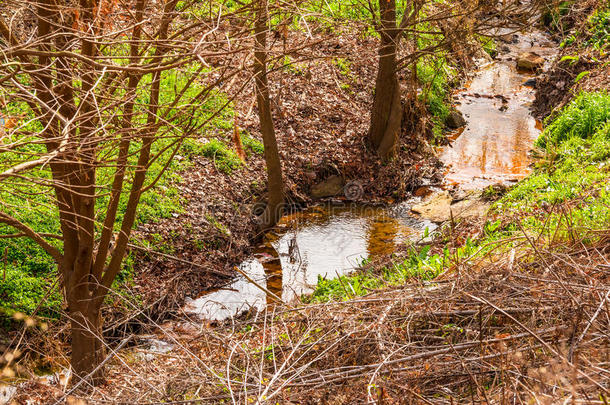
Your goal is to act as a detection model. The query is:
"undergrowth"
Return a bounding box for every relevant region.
[586,6,610,50]
[542,1,573,34]
[417,56,455,139]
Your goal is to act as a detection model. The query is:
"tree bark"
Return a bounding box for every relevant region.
[254,0,284,229]
[368,0,403,161]
[70,305,105,386]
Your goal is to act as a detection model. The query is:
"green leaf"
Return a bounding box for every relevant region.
[560,55,579,65]
[574,71,591,83]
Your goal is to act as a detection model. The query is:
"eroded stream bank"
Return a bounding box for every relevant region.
[183,29,557,322]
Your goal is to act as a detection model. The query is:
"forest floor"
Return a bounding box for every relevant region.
[4,1,610,403]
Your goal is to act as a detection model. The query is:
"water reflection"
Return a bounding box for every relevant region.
[184,259,268,321]
[440,48,542,189]
[184,204,428,320]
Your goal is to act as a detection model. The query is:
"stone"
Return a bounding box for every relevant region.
[450,199,490,219]
[450,188,481,203]
[310,175,344,199]
[516,52,545,71]
[523,78,537,87]
[411,190,490,223]
[1,385,16,404]
[499,33,519,44]
[411,191,453,223]
[304,171,317,181]
[445,110,467,129]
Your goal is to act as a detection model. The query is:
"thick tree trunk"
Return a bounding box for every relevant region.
[254,0,284,229]
[368,0,402,161]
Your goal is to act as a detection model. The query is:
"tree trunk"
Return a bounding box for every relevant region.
[70,306,105,387]
[254,0,284,229]
[368,0,402,161]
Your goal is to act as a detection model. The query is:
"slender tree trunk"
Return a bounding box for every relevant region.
[70,304,105,386]
[254,0,284,229]
[368,0,402,161]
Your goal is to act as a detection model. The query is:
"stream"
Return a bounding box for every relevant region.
[185,204,435,320]
[183,30,557,323]
[441,31,556,189]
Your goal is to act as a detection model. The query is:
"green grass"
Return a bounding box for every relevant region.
[535,91,610,148]
[311,91,610,303]
[417,56,455,139]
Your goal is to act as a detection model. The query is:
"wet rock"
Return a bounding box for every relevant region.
[517,52,545,71]
[499,44,511,53]
[450,199,490,219]
[450,189,481,203]
[445,110,467,129]
[1,385,16,404]
[523,78,537,87]
[310,175,344,199]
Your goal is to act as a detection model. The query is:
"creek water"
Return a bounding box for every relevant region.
[184,30,556,322]
[441,31,556,189]
[185,204,434,320]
